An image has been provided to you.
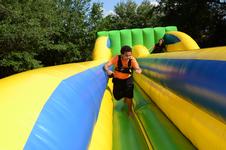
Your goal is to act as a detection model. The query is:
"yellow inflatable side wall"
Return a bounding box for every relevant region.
[134,73,226,149]
[88,37,113,150]
[134,44,226,149]
[89,80,113,150]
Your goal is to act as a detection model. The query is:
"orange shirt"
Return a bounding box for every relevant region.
[107,55,139,79]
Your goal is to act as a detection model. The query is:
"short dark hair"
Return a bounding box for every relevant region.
[120,45,132,54]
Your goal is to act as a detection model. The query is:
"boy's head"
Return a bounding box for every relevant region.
[120,45,132,60]
[159,39,164,45]
[120,45,132,54]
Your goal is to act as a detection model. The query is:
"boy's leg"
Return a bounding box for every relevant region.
[124,97,133,116]
[113,78,124,100]
[124,77,134,116]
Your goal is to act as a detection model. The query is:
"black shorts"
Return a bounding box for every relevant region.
[112,77,134,100]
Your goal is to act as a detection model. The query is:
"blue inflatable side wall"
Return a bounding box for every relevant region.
[24,64,108,150]
[138,58,226,121]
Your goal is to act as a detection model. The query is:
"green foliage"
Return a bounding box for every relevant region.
[37,43,81,66]
[0,0,103,78]
[136,0,159,27]
[0,0,225,78]
[0,51,42,78]
[156,0,226,47]
[101,0,158,30]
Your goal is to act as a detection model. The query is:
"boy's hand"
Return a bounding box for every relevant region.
[135,68,142,74]
[106,70,114,76]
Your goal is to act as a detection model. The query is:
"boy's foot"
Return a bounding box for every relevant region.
[128,111,134,117]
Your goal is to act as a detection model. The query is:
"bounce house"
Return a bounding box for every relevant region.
[0,26,226,150]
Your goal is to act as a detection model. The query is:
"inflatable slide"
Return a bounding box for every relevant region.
[0,26,226,150]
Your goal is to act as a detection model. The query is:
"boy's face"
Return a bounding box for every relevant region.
[122,51,132,60]
[159,39,164,45]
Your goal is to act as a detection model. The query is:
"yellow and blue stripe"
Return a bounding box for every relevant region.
[24,63,108,149]
[134,46,226,149]
[0,60,109,150]
[139,57,226,121]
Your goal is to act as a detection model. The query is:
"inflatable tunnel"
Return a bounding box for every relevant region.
[0,26,226,150]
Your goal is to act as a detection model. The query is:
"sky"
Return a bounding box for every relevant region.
[92,0,158,16]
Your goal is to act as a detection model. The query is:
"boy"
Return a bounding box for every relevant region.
[104,45,142,115]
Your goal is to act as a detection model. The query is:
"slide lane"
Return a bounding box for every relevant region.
[112,82,196,150]
[113,99,149,150]
[133,83,196,150]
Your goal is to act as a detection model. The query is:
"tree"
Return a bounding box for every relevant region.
[156,0,226,47]
[0,0,102,78]
[0,0,54,77]
[102,0,159,30]
[203,1,226,47]
[136,0,159,27]
[0,51,42,78]
[114,0,138,29]
[86,2,104,59]
[52,0,101,61]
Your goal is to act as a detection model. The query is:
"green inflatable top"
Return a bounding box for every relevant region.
[97,26,177,56]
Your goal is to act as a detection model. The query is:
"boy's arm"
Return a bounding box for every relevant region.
[134,66,142,74]
[132,58,142,74]
[104,61,114,76]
